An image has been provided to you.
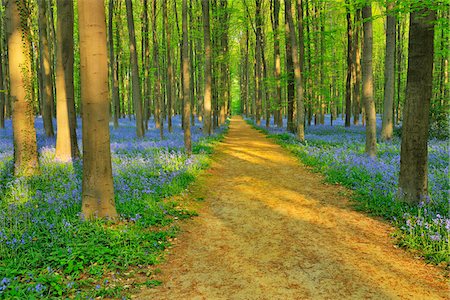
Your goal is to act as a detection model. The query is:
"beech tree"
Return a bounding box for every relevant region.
[202,0,212,135]
[55,0,79,161]
[182,0,192,154]
[78,0,117,219]
[125,0,144,138]
[37,0,54,137]
[381,1,396,141]
[163,1,173,133]
[399,7,436,205]
[362,4,376,157]
[286,0,305,141]
[6,0,39,176]
[271,0,282,127]
[345,0,352,128]
[152,0,163,139]
[108,0,120,129]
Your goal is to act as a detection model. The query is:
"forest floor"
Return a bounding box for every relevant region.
[135,116,449,299]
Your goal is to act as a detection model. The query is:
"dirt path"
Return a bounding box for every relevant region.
[136,117,449,299]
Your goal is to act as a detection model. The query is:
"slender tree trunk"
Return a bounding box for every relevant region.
[202,0,212,135]
[55,0,80,161]
[0,9,4,129]
[398,8,435,205]
[182,0,192,154]
[271,0,282,127]
[38,0,54,137]
[125,0,144,137]
[353,8,361,125]
[395,17,403,125]
[152,0,163,139]
[6,0,39,176]
[142,0,151,130]
[163,1,173,132]
[108,0,120,129]
[362,5,376,157]
[305,0,312,126]
[255,0,262,126]
[345,1,352,127]
[244,26,249,117]
[286,0,305,141]
[285,4,295,133]
[381,1,396,141]
[189,0,196,125]
[78,0,117,219]
[297,0,306,125]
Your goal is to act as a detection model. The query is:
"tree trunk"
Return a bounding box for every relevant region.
[255,0,262,126]
[182,0,192,154]
[38,0,54,137]
[152,0,163,139]
[0,8,4,129]
[202,0,212,135]
[286,0,305,141]
[271,0,282,127]
[142,0,151,130]
[55,0,80,162]
[125,0,144,138]
[108,0,120,129]
[345,1,352,127]
[244,26,249,117]
[353,8,361,125]
[78,0,117,219]
[285,5,295,133]
[381,1,396,141]
[163,1,173,132]
[395,17,403,125]
[362,5,376,157]
[398,8,435,205]
[6,0,39,176]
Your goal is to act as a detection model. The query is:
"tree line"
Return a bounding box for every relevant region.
[0,0,448,218]
[236,0,447,205]
[1,0,232,219]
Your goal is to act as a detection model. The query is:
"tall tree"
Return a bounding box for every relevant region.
[255,0,263,126]
[271,0,282,127]
[125,0,144,137]
[78,0,117,219]
[108,0,120,129]
[353,8,361,125]
[6,0,39,176]
[163,0,173,132]
[38,0,54,137]
[182,0,192,154]
[142,0,150,130]
[202,0,212,135]
[0,7,4,129]
[345,0,353,127]
[285,2,295,133]
[55,0,80,161]
[362,4,376,157]
[398,8,436,204]
[381,1,396,141]
[152,0,163,139]
[286,0,305,141]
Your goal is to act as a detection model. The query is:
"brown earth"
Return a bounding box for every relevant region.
[135,116,449,300]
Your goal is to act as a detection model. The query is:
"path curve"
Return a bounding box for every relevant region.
[136,116,449,299]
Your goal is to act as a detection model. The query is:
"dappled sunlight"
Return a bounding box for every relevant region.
[138,116,449,299]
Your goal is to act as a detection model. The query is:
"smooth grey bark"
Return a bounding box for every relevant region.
[362,5,377,157]
[381,1,396,141]
[398,8,436,205]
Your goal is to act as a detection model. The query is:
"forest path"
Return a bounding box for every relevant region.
[136,116,449,300]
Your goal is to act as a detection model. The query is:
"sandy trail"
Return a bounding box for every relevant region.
[136,116,449,299]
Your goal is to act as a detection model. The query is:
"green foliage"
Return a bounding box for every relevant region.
[0,128,228,299]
